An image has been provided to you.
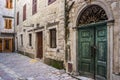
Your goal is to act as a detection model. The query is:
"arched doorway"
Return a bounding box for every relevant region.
[77,5,108,80]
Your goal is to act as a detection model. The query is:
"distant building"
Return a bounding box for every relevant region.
[0,0,15,52]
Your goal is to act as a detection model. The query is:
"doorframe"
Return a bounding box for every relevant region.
[73,20,114,80]
[36,31,44,59]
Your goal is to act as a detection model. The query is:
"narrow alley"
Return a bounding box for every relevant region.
[0,53,77,80]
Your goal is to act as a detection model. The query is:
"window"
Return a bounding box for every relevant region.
[4,19,12,29]
[32,0,37,15]
[50,28,56,48]
[23,4,26,21]
[6,0,12,9]
[29,34,32,46]
[17,12,19,25]
[48,0,56,5]
[21,34,23,46]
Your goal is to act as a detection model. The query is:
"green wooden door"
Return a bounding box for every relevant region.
[78,27,94,78]
[78,23,107,80]
[95,24,107,80]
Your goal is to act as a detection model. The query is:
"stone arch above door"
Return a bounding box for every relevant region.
[74,0,114,27]
[77,5,108,26]
[76,4,109,80]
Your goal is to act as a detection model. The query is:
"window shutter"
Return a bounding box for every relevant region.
[10,0,12,8]
[5,19,7,29]
[8,0,10,8]
[6,0,12,9]
[6,0,8,8]
[32,0,37,15]
[17,12,19,25]
[4,19,12,29]
[23,4,26,21]
[50,29,56,48]
[9,19,12,29]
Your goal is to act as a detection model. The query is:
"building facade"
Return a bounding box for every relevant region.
[15,0,65,68]
[0,0,15,52]
[66,0,120,80]
[15,0,120,80]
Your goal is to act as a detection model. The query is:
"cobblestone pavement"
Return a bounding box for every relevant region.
[0,53,77,80]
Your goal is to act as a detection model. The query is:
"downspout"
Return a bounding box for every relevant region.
[64,0,75,62]
[14,0,17,52]
[64,0,67,62]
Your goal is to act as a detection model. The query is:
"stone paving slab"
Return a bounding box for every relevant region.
[0,63,24,80]
[0,53,77,80]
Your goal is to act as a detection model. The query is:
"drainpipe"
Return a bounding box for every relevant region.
[64,0,75,62]
[64,0,68,62]
[14,0,17,52]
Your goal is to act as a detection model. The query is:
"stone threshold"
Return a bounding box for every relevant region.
[68,73,94,80]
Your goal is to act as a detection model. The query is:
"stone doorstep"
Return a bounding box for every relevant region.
[0,63,28,80]
[68,73,94,80]
[75,76,94,80]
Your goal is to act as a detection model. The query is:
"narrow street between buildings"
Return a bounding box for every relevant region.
[0,53,77,80]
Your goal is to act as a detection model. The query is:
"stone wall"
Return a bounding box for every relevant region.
[67,0,120,80]
[15,0,65,62]
[0,0,15,34]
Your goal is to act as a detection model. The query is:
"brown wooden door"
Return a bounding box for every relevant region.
[37,32,43,59]
[4,39,13,52]
[0,39,2,52]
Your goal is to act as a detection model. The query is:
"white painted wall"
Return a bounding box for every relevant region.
[0,0,15,33]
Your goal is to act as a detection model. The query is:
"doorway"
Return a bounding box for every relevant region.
[0,39,2,52]
[37,32,43,59]
[78,23,107,80]
[4,39,13,52]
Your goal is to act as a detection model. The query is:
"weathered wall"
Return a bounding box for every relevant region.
[67,0,120,80]
[15,0,65,61]
[0,0,15,34]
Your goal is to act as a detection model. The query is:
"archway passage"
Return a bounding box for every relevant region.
[78,5,108,80]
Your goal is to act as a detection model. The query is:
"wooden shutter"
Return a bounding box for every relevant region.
[10,0,12,8]
[50,29,56,48]
[6,0,12,9]
[6,0,8,8]
[17,12,19,25]
[9,19,12,29]
[23,4,26,21]
[32,0,37,15]
[5,19,7,29]
[5,19,12,29]
[29,34,32,46]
